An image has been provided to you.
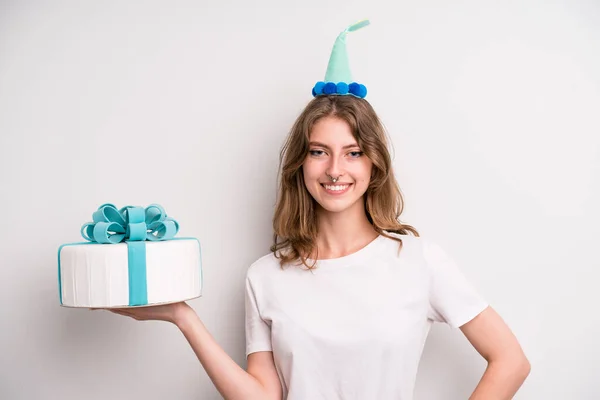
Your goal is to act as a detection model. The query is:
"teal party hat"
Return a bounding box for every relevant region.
[312,19,370,98]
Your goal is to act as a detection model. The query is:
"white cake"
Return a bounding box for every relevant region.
[58,238,202,308]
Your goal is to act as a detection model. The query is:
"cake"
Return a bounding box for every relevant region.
[58,203,202,308]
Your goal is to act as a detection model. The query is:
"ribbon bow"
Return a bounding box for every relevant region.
[81,203,179,244]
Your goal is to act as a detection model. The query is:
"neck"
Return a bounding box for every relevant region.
[314,200,379,259]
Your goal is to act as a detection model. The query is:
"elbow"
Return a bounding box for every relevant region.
[511,350,531,381]
[518,356,531,380]
[487,351,531,382]
[498,353,531,382]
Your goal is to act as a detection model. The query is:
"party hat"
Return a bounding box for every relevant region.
[312,19,370,98]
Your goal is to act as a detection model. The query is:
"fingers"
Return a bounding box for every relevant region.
[109,309,129,316]
[88,307,138,319]
[110,310,139,319]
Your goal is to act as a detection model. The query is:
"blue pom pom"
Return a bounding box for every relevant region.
[356,84,367,98]
[313,81,325,96]
[349,82,367,98]
[323,82,337,95]
[336,82,349,94]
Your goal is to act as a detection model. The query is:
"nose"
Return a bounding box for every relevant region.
[326,155,343,178]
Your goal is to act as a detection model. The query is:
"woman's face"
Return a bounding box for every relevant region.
[302,116,373,214]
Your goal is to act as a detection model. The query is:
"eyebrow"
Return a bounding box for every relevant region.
[309,141,360,150]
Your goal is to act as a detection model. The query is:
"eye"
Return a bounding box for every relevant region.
[309,149,325,156]
[349,151,363,158]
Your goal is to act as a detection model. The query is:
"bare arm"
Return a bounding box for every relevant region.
[460,306,531,399]
[108,302,282,400]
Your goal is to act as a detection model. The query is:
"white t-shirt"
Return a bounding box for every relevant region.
[245,233,488,400]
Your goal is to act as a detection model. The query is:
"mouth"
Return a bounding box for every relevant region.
[320,183,352,195]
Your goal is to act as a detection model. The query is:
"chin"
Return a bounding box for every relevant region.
[315,197,365,214]
[317,202,352,213]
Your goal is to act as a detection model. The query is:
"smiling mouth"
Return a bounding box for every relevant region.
[321,183,352,194]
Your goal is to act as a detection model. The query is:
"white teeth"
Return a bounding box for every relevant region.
[324,184,349,191]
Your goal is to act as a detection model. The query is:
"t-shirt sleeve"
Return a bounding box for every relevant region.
[244,271,273,357]
[423,239,489,328]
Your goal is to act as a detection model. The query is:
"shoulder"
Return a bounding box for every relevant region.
[382,231,439,250]
[379,231,425,254]
[246,251,282,282]
[379,232,447,264]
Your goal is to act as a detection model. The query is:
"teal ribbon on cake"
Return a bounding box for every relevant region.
[79,203,179,306]
[81,203,179,244]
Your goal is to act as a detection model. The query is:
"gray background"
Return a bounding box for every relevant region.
[1,0,599,399]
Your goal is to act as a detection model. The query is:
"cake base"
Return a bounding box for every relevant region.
[58,238,202,308]
[59,294,202,309]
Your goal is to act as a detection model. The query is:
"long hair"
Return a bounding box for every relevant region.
[270,95,419,269]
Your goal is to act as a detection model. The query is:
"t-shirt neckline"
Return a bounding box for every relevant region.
[306,234,387,268]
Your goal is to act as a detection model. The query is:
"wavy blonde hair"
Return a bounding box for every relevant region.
[271,95,419,269]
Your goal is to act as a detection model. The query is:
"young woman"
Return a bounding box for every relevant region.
[107,22,530,400]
